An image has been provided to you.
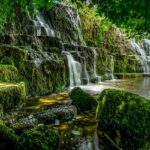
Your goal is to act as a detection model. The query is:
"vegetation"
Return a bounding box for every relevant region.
[18,126,59,150]
[0,120,18,150]
[97,89,150,150]
[0,0,64,30]
[69,87,97,111]
[71,0,150,38]
[0,82,26,111]
[0,65,19,83]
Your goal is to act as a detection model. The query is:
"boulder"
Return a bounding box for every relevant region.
[35,105,77,124]
[0,82,26,111]
[69,87,97,112]
[97,89,150,150]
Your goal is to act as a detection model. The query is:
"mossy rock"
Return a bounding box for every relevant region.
[97,89,150,150]
[0,82,26,111]
[69,87,97,112]
[0,120,18,150]
[17,126,59,150]
[0,65,20,82]
[0,104,3,117]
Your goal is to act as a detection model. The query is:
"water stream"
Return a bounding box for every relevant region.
[131,39,150,73]
[110,55,115,80]
[63,51,82,87]
[32,12,56,37]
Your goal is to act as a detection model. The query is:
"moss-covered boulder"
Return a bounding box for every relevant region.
[18,126,59,150]
[97,89,150,150]
[69,87,97,112]
[0,65,20,82]
[0,120,18,150]
[0,82,26,111]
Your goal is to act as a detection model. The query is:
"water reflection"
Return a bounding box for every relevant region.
[105,77,150,99]
[79,77,150,99]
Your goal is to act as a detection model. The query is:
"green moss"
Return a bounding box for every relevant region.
[0,56,14,65]
[0,104,3,117]
[97,89,150,149]
[0,82,26,111]
[0,65,20,82]
[114,73,142,79]
[18,126,59,150]
[69,87,97,112]
[0,121,18,150]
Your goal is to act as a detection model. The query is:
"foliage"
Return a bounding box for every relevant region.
[17,126,59,150]
[93,0,150,36]
[0,104,3,117]
[69,87,97,111]
[0,121,18,150]
[0,65,19,83]
[78,3,102,46]
[97,89,150,150]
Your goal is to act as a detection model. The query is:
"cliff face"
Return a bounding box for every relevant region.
[0,4,142,96]
[0,4,99,96]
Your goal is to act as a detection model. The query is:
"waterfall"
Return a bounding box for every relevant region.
[32,13,55,37]
[63,51,81,87]
[111,55,115,80]
[131,39,150,73]
[82,58,90,85]
[78,132,100,150]
[91,48,101,82]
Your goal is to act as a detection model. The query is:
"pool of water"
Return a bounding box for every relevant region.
[79,77,150,99]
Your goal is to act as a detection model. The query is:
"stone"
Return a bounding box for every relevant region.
[97,89,150,150]
[69,87,97,112]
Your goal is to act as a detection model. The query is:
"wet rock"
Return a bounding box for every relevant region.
[35,105,77,124]
[97,89,150,150]
[91,76,101,83]
[69,87,97,112]
[10,115,38,132]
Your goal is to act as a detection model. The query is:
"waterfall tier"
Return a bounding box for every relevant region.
[131,39,150,73]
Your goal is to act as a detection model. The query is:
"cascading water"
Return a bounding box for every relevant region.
[111,55,115,80]
[82,58,90,84]
[63,51,82,87]
[131,39,150,73]
[91,48,101,82]
[78,132,100,150]
[32,13,55,37]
